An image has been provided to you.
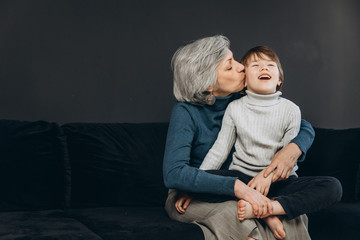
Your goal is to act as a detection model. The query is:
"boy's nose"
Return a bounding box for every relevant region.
[261,65,269,71]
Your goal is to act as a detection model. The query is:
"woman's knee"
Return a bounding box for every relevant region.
[165,199,188,222]
[165,191,183,221]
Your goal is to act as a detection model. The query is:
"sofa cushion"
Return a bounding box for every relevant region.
[0,120,70,211]
[297,127,360,202]
[307,202,360,240]
[62,122,169,207]
[0,209,103,240]
[66,206,204,240]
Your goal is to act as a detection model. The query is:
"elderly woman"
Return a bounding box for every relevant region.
[163,35,313,240]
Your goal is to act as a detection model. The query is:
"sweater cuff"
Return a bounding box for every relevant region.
[219,177,238,197]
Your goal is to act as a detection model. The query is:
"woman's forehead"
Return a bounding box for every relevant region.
[220,50,233,65]
[224,49,233,58]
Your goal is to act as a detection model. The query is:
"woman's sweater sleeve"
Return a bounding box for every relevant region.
[290,119,315,162]
[162,104,237,196]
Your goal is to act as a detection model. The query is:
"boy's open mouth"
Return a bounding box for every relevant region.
[258,74,271,80]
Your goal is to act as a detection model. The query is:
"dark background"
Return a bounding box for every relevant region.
[0,0,359,129]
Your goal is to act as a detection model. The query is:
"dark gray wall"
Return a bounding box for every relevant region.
[0,0,359,129]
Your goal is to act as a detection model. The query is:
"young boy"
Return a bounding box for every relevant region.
[198,46,341,239]
[200,45,300,193]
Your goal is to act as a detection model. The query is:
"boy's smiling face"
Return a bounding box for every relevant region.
[244,54,281,95]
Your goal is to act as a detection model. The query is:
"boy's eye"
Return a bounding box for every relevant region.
[228,67,233,70]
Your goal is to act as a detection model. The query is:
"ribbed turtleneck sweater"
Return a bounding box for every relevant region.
[200,90,301,177]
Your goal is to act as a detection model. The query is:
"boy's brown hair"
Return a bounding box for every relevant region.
[240,46,284,91]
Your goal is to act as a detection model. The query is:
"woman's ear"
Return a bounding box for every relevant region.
[206,87,213,93]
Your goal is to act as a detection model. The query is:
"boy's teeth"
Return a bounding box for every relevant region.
[259,75,270,79]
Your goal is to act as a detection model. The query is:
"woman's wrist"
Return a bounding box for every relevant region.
[287,142,302,160]
[234,179,247,199]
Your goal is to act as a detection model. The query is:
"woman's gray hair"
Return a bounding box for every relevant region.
[171,35,230,105]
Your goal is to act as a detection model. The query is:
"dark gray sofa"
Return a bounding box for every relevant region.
[0,119,359,240]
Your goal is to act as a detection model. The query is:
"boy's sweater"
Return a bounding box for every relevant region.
[200,91,301,177]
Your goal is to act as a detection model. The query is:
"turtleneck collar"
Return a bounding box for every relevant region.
[245,90,282,107]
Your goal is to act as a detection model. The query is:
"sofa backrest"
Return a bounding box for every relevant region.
[297,127,360,202]
[62,122,169,208]
[2,119,359,211]
[0,120,70,211]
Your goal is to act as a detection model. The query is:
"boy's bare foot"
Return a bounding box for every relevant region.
[264,216,286,240]
[237,200,286,239]
[237,200,256,220]
[237,199,286,221]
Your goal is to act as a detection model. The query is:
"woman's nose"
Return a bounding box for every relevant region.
[236,62,245,72]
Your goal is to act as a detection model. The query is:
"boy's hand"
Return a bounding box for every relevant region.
[175,193,192,214]
[248,169,274,196]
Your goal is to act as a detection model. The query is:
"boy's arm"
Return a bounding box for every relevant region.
[283,106,302,148]
[264,105,307,181]
[200,107,236,170]
[251,106,301,191]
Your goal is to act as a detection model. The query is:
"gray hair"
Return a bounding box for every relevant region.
[171,35,230,105]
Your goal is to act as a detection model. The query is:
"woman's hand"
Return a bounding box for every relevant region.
[248,169,273,196]
[263,142,301,182]
[175,192,193,214]
[234,179,273,218]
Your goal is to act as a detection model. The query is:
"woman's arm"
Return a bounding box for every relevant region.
[290,119,315,162]
[162,104,237,196]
